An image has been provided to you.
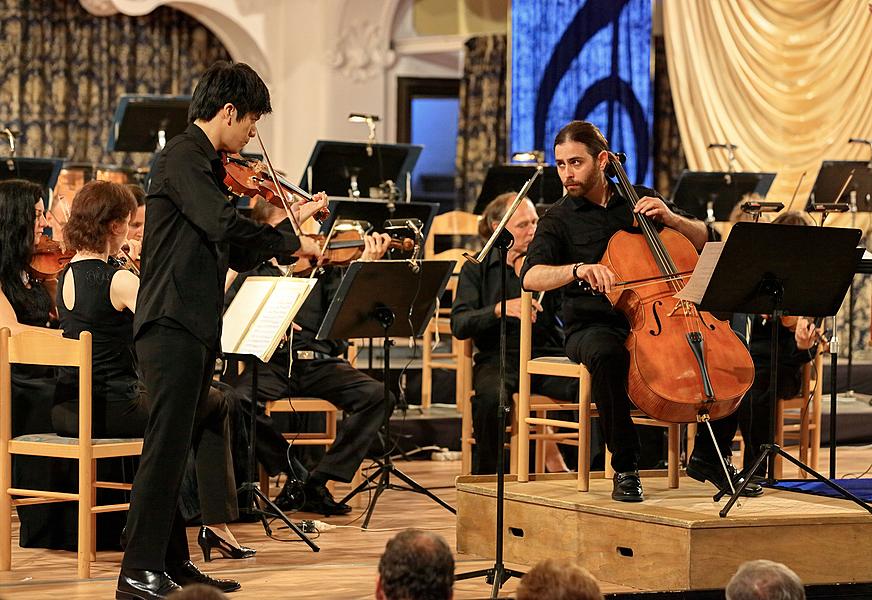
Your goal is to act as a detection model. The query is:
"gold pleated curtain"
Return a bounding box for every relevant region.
[663,0,872,208]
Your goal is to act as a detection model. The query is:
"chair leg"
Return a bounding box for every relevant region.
[461,394,473,476]
[350,464,365,508]
[667,425,680,489]
[775,399,785,480]
[577,370,591,492]
[534,413,545,474]
[259,465,270,499]
[421,325,433,411]
[78,457,94,579]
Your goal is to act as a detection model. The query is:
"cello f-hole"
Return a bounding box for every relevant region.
[649,300,663,336]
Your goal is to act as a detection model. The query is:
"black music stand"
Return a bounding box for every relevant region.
[690,222,872,517]
[318,198,438,242]
[473,164,564,213]
[319,260,455,529]
[671,170,776,222]
[107,94,191,153]
[299,140,422,202]
[806,161,872,403]
[0,157,63,198]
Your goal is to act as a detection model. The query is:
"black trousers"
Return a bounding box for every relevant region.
[237,357,392,484]
[472,355,578,475]
[565,325,739,473]
[122,322,227,571]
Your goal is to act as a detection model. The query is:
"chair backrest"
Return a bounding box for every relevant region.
[1,328,93,444]
[424,210,480,258]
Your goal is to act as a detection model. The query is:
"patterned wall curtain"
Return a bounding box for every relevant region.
[652,36,686,198]
[455,34,508,212]
[0,0,230,169]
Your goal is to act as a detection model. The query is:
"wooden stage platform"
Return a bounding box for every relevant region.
[457,472,872,593]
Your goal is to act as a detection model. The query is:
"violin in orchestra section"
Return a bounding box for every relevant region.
[292,230,415,276]
[222,153,330,223]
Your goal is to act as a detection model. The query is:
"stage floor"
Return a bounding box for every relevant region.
[457,471,872,593]
[1,449,871,598]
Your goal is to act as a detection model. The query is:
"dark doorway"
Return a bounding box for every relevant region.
[397,77,461,212]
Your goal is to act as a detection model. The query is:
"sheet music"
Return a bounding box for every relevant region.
[223,277,315,362]
[237,279,313,361]
[221,279,274,353]
[673,242,724,304]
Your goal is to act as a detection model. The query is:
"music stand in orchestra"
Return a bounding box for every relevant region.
[0,157,63,198]
[107,94,191,153]
[319,260,456,529]
[222,276,320,551]
[472,164,564,214]
[456,168,544,597]
[299,140,422,203]
[686,222,872,518]
[805,161,872,402]
[671,170,776,223]
[318,198,439,243]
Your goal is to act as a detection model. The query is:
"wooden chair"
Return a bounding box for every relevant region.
[457,337,475,475]
[259,397,364,506]
[0,328,142,579]
[420,210,480,410]
[775,345,824,477]
[515,292,681,492]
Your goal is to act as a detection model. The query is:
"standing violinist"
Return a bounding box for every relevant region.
[225,199,395,517]
[118,61,325,600]
[520,120,763,502]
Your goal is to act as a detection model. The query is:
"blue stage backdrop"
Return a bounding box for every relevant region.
[511,0,652,187]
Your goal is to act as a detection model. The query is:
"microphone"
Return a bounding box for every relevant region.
[384,218,423,271]
[849,138,872,144]
[707,143,738,150]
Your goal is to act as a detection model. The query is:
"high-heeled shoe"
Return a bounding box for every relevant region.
[197,526,256,562]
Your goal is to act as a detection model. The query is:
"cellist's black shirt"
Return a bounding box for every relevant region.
[520,185,702,339]
[135,123,301,348]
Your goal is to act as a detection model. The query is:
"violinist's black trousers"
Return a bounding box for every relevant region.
[122,322,219,571]
[566,325,739,473]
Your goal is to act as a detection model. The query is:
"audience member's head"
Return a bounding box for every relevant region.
[516,558,603,600]
[168,584,227,599]
[726,559,805,600]
[376,529,454,600]
[771,210,814,227]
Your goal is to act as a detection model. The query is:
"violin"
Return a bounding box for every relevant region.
[29,235,75,281]
[222,154,329,223]
[599,153,755,423]
[293,231,415,275]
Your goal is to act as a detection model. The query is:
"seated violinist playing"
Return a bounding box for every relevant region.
[224,199,396,517]
[54,181,251,592]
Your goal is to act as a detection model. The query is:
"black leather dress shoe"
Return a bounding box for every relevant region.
[301,481,352,516]
[167,560,241,593]
[612,471,644,502]
[116,568,181,600]
[687,455,764,497]
[274,477,305,513]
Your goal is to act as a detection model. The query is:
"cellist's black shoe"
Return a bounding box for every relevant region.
[115,568,181,600]
[612,471,644,502]
[687,455,764,497]
[167,560,241,593]
[301,480,352,516]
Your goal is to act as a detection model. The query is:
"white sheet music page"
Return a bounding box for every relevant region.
[236,278,315,362]
[673,242,724,304]
[221,278,274,354]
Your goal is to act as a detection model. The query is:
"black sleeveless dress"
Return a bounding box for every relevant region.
[53,260,148,437]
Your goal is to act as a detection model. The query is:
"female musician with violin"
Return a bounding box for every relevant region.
[0,179,84,550]
[119,61,326,600]
[521,121,762,502]
[225,199,396,517]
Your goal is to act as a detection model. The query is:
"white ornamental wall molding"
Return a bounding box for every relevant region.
[328,21,396,82]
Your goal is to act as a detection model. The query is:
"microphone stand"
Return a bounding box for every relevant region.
[455,167,542,597]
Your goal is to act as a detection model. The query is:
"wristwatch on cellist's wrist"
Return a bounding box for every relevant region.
[572,262,585,282]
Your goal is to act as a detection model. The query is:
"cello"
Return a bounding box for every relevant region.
[600,153,755,423]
